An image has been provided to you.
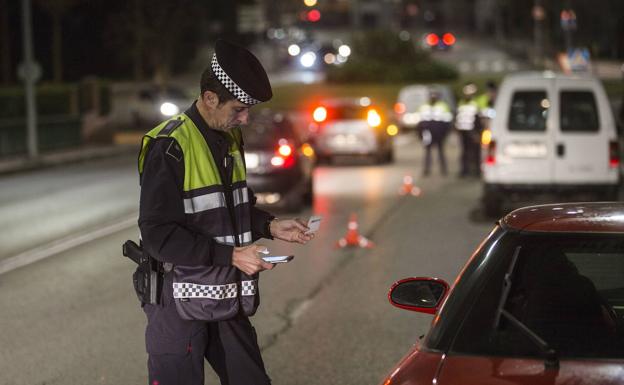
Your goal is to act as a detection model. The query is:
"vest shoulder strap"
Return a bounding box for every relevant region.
[157,118,184,137]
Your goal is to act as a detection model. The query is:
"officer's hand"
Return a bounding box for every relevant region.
[270,218,314,244]
[232,245,274,275]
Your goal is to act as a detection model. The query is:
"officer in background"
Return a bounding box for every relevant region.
[476,80,497,122]
[455,82,482,177]
[416,89,452,176]
[137,39,314,385]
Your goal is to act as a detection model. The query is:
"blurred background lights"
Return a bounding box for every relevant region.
[300,51,317,68]
[338,44,351,57]
[288,44,301,56]
[304,0,317,6]
[324,53,336,64]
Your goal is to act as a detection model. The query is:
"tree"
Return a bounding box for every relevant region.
[106,0,204,85]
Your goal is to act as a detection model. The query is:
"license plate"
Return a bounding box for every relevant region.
[504,142,547,158]
[245,153,259,169]
[330,134,359,148]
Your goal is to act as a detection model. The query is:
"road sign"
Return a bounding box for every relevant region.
[17,61,42,82]
[567,48,591,72]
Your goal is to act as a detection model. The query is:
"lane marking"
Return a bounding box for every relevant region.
[0,214,138,275]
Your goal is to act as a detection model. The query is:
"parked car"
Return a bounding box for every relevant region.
[244,110,315,212]
[482,71,620,217]
[309,97,395,164]
[394,84,456,131]
[382,202,624,385]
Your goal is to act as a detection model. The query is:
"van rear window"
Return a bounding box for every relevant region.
[560,91,599,132]
[508,91,548,132]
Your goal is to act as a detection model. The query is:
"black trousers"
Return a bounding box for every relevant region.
[147,315,271,385]
[459,130,481,176]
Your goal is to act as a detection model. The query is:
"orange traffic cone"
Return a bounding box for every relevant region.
[399,175,422,197]
[336,213,374,249]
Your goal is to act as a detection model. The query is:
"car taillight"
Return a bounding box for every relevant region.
[442,32,456,46]
[367,108,381,127]
[481,129,492,146]
[426,33,439,46]
[485,139,496,165]
[394,102,406,114]
[609,140,620,168]
[313,106,327,123]
[271,140,296,169]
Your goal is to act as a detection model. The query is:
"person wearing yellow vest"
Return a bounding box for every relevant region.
[455,82,483,177]
[416,90,453,176]
[137,39,314,385]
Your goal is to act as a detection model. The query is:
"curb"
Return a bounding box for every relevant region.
[0,144,138,175]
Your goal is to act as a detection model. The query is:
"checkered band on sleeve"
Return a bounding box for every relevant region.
[211,54,261,106]
[241,279,258,296]
[173,282,238,300]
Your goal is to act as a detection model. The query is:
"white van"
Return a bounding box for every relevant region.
[482,71,620,216]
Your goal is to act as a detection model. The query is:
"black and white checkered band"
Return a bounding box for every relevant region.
[241,279,258,296]
[211,54,261,106]
[173,282,238,300]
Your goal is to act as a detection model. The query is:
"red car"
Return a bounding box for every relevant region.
[382,202,624,385]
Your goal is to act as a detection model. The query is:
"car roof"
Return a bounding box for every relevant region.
[502,71,599,82]
[501,202,624,233]
[320,97,375,107]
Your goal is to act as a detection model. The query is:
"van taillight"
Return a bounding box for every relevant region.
[486,140,496,165]
[609,141,620,168]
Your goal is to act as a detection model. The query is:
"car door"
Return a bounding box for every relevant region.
[552,80,613,183]
[495,78,554,184]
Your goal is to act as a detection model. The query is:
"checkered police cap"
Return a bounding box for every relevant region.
[211,39,272,106]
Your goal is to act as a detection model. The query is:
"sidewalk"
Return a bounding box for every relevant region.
[0,144,137,175]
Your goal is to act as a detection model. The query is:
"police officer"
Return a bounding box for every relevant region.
[416,89,452,176]
[137,39,314,385]
[475,80,497,121]
[455,82,482,177]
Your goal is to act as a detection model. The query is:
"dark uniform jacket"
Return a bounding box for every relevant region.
[138,103,274,354]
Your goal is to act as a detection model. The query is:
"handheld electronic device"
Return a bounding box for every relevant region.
[262,255,294,263]
[306,215,322,234]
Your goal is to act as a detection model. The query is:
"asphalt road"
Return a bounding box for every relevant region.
[0,133,494,385]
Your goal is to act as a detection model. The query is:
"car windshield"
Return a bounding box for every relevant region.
[451,232,624,359]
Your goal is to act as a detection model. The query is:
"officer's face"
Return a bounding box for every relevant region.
[215,99,250,131]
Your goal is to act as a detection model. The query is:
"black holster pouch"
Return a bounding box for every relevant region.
[122,240,164,305]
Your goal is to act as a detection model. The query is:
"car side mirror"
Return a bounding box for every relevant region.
[388,277,449,314]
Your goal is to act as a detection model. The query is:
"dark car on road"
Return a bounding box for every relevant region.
[381,202,624,385]
[244,110,315,212]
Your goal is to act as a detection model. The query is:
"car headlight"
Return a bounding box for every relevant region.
[160,102,180,116]
[300,52,317,68]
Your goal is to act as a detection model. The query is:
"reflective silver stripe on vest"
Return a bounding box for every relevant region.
[456,104,479,131]
[233,187,249,206]
[172,282,238,299]
[241,279,257,296]
[184,192,226,214]
[214,231,253,246]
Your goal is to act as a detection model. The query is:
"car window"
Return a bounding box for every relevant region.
[451,232,624,359]
[245,117,294,147]
[560,91,600,132]
[508,91,548,132]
